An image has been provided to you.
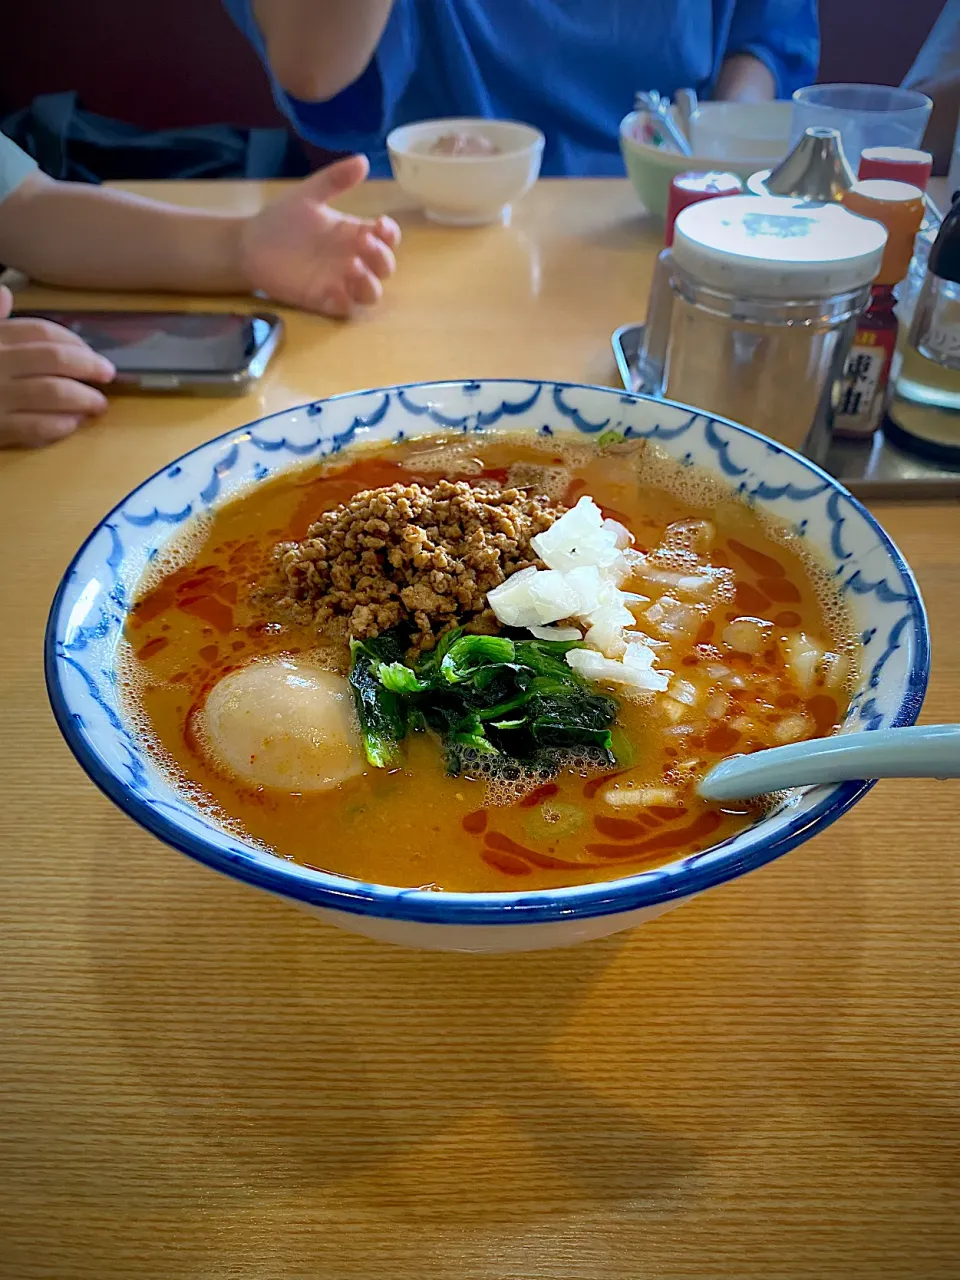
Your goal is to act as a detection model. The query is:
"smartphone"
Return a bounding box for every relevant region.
[13,309,284,395]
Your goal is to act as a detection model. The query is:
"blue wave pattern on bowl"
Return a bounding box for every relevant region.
[45,382,929,925]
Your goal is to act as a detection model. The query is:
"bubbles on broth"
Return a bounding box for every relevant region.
[505,461,570,503]
[133,514,214,599]
[400,441,487,474]
[115,638,281,853]
[459,744,610,807]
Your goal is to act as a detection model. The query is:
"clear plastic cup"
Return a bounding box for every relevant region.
[791,84,932,167]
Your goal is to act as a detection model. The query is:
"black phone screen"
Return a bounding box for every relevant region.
[15,310,278,375]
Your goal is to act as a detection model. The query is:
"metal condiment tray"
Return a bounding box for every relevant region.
[612,323,960,500]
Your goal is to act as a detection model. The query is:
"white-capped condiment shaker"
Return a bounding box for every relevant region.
[637,170,743,394]
[663,195,888,456]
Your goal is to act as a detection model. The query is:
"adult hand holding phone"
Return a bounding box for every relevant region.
[0,286,116,448]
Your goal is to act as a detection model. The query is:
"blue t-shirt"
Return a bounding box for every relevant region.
[0,132,39,204]
[903,0,960,91]
[225,0,818,176]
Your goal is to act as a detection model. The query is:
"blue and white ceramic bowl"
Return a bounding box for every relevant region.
[46,382,929,952]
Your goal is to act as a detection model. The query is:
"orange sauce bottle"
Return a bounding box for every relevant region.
[833,179,925,439]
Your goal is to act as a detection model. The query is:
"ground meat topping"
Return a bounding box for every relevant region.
[271,479,564,652]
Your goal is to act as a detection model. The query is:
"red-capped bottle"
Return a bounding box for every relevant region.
[858,147,933,192]
[664,171,743,246]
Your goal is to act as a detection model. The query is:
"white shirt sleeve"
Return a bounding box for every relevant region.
[904,0,960,88]
[0,132,39,204]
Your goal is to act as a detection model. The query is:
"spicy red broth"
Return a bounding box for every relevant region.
[120,434,856,892]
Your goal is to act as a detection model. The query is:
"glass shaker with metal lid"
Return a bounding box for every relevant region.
[886,193,960,463]
[662,195,888,455]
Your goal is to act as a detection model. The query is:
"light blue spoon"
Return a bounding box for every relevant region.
[698,724,960,802]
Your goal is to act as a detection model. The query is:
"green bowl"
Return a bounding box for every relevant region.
[619,110,773,219]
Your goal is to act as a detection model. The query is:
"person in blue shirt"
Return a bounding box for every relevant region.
[903,0,960,173]
[224,0,819,177]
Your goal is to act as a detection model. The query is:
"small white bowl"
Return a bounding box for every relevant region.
[387,117,545,226]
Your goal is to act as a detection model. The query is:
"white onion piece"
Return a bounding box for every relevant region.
[603,517,634,549]
[705,691,730,720]
[623,637,670,679]
[638,566,722,600]
[567,646,669,691]
[675,572,728,602]
[530,495,622,572]
[821,650,850,689]
[669,678,699,707]
[526,569,581,623]
[506,564,539,584]
[488,493,673,690]
[660,696,689,723]
[782,630,823,694]
[644,595,701,641]
[585,587,636,629]
[584,618,627,658]
[772,713,813,744]
[723,616,772,656]
[486,569,546,628]
[528,624,583,642]
[603,786,678,808]
[563,564,603,615]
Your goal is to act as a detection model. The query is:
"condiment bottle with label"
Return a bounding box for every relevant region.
[857,146,936,331]
[832,179,925,439]
[886,194,960,463]
[664,195,887,457]
[636,170,742,393]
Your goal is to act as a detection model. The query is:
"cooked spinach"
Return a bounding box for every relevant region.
[349,628,620,774]
[348,634,409,770]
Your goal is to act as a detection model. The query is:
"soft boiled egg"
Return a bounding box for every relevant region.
[199,658,364,791]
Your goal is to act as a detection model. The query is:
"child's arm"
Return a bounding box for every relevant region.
[0,174,249,292]
[0,154,399,316]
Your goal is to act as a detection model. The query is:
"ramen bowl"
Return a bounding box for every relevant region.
[46,382,928,952]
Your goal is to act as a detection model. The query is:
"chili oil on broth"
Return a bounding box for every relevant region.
[118,432,857,893]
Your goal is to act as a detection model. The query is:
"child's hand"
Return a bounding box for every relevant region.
[0,287,116,448]
[239,155,400,318]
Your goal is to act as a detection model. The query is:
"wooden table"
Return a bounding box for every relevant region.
[2,180,958,1280]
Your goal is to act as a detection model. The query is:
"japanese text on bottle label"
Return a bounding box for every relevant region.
[835,343,887,434]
